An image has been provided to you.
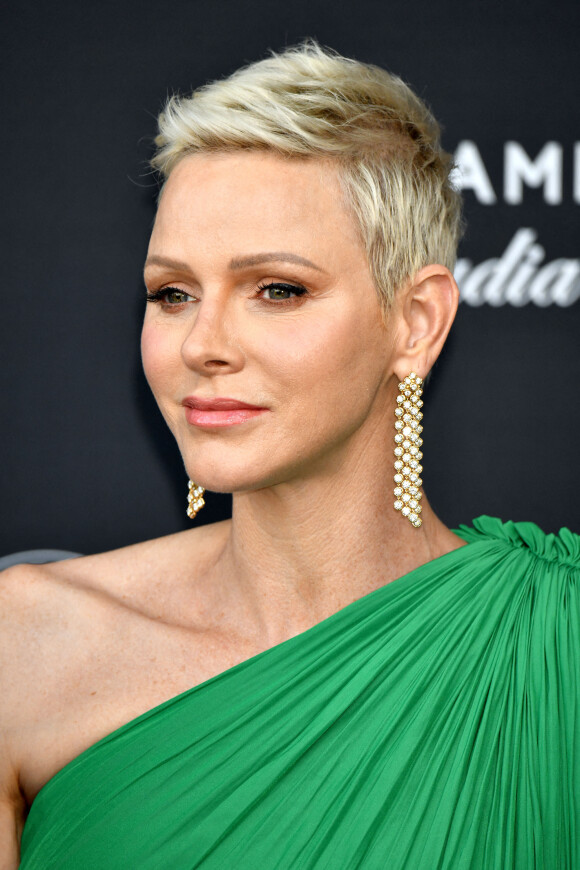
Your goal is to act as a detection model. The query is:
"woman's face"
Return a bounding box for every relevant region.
[142,152,399,493]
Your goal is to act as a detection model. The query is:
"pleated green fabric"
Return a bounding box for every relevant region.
[20,517,579,869]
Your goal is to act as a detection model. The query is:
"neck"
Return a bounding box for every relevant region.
[206,443,462,644]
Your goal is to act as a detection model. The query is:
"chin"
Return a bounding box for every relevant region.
[183,458,272,495]
[184,450,305,496]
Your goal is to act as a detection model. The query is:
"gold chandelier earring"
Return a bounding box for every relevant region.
[186,480,206,519]
[393,372,424,528]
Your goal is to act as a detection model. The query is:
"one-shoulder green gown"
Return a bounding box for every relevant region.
[19,517,579,868]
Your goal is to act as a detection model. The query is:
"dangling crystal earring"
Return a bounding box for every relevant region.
[393,372,424,528]
[186,480,206,519]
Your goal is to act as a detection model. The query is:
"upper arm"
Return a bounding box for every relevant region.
[0,675,24,869]
[0,795,22,870]
[0,565,41,868]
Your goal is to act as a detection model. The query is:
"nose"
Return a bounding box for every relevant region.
[181,296,245,375]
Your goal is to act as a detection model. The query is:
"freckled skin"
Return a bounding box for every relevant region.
[141,152,397,494]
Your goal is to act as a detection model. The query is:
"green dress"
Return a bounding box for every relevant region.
[19,517,579,868]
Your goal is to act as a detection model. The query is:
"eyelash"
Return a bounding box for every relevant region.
[145,288,192,305]
[256,281,308,304]
[145,282,308,308]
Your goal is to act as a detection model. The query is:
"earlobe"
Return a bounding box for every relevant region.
[394,264,459,379]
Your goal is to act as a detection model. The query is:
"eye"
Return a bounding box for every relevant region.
[146,287,196,306]
[257,282,307,302]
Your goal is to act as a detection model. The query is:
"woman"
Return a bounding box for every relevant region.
[2,42,578,869]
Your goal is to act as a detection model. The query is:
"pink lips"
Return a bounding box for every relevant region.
[182,396,268,428]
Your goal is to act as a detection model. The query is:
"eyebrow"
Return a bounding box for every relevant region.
[144,255,193,273]
[144,252,326,273]
[228,252,325,272]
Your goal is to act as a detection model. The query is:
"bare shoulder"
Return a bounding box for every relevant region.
[0,520,230,718]
[0,558,113,759]
[0,519,231,693]
[0,562,72,868]
[2,517,227,606]
[0,520,230,858]
[0,561,82,707]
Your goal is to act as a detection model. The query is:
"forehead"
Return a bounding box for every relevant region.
[149,152,365,265]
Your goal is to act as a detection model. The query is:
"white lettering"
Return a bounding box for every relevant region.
[528,260,580,307]
[528,260,564,307]
[574,142,580,204]
[455,228,580,307]
[552,261,580,307]
[452,141,497,204]
[484,228,539,305]
[456,259,497,306]
[504,142,563,204]
[504,244,545,306]
[452,259,472,288]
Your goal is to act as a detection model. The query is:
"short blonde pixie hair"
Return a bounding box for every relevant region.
[152,41,462,309]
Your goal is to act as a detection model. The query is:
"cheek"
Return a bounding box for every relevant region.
[254,318,336,399]
[140,321,180,399]
[257,309,388,411]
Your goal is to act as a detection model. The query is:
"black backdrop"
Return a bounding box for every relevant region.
[1,0,579,557]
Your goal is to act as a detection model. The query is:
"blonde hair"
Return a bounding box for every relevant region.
[151,41,462,308]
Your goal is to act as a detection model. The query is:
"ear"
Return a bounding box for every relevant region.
[392,264,459,380]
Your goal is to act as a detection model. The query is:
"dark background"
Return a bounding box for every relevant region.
[1,0,578,557]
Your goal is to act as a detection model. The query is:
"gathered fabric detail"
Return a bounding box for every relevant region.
[458,514,580,567]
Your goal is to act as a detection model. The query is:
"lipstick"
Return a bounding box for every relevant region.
[182,396,268,429]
